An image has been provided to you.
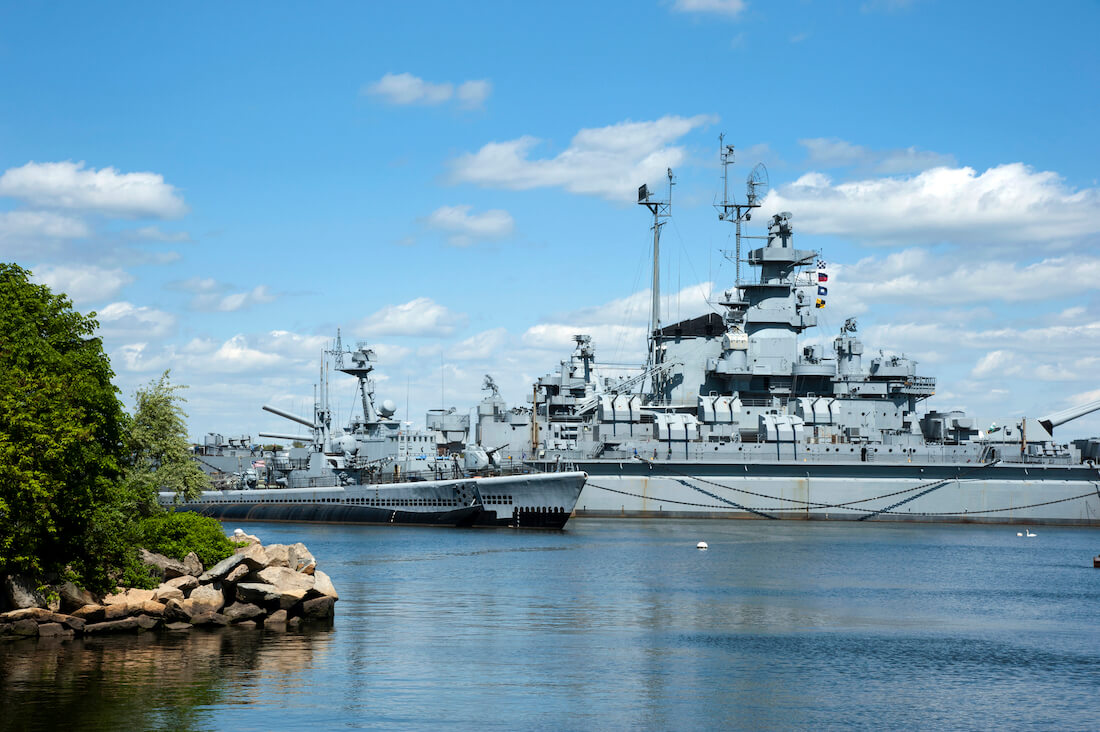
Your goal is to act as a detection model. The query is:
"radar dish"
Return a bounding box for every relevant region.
[746,163,769,206]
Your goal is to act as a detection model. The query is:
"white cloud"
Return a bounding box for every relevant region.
[799,137,955,174]
[126,225,191,242]
[0,210,90,241]
[763,163,1100,245]
[426,205,514,246]
[115,342,170,373]
[451,328,509,360]
[32,263,133,303]
[209,335,286,373]
[449,114,717,201]
[174,277,277,311]
[836,249,1100,306]
[363,72,491,108]
[356,297,467,337]
[96,301,176,340]
[671,0,747,18]
[0,161,187,218]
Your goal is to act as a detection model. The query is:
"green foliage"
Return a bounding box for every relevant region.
[123,371,210,509]
[136,511,235,569]
[0,263,131,594]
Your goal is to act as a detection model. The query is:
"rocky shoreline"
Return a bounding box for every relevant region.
[0,531,338,640]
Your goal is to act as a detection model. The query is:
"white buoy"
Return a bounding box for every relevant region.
[1017,531,1023,537]
[697,541,708,550]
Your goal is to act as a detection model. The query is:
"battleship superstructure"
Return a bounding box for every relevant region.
[468,142,1100,525]
[167,334,585,529]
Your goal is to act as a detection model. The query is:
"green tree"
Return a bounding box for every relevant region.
[0,263,130,592]
[123,371,210,510]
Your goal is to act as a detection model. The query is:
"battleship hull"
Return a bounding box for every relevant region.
[564,460,1100,526]
[161,471,587,530]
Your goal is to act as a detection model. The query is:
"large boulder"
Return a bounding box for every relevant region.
[139,600,167,618]
[225,564,250,584]
[301,596,335,620]
[264,544,291,568]
[254,566,314,593]
[58,582,97,612]
[135,614,160,631]
[84,617,140,634]
[182,552,203,577]
[223,602,265,623]
[163,599,192,623]
[309,570,339,601]
[3,575,46,610]
[236,583,279,606]
[139,549,189,580]
[0,607,84,632]
[103,588,155,606]
[190,612,229,627]
[166,575,199,593]
[12,618,38,636]
[290,543,316,574]
[199,553,246,584]
[187,584,225,614]
[37,622,71,638]
[231,528,261,547]
[152,584,184,603]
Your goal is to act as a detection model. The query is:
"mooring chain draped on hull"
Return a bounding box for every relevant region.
[582,460,1100,517]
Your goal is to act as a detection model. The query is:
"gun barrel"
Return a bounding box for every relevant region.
[258,432,317,443]
[262,404,317,429]
[1038,398,1100,434]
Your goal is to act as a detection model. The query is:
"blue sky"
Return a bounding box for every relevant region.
[3,0,1099,442]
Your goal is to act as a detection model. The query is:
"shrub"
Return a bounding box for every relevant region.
[137,511,235,570]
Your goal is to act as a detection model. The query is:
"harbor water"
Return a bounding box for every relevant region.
[2,519,1098,730]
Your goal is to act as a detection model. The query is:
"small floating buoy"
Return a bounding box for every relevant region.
[1016,531,1023,537]
[697,541,708,550]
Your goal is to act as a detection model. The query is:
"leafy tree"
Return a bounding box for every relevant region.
[122,371,210,510]
[0,263,130,593]
[136,512,235,569]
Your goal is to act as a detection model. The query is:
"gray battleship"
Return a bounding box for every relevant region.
[466,142,1100,525]
[167,336,586,529]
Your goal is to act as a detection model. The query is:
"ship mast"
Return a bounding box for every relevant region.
[637,168,674,394]
[716,134,768,288]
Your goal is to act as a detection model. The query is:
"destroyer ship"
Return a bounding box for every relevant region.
[166,337,585,529]
[467,142,1100,525]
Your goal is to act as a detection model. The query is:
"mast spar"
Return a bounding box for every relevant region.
[637,168,674,397]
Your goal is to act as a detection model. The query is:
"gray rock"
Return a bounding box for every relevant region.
[223,602,265,623]
[153,585,184,603]
[309,570,339,600]
[37,622,70,638]
[301,596,335,619]
[267,608,288,624]
[163,599,192,623]
[135,614,160,631]
[290,543,316,574]
[236,620,258,629]
[199,553,246,583]
[139,549,189,579]
[182,552,203,577]
[58,582,97,612]
[236,582,279,605]
[190,612,229,627]
[4,575,46,609]
[225,563,250,584]
[165,621,192,631]
[239,543,269,570]
[287,616,302,628]
[71,605,106,623]
[0,622,13,636]
[255,566,315,594]
[84,617,140,634]
[264,544,291,568]
[166,575,199,593]
[186,585,225,614]
[13,619,39,636]
[278,588,309,610]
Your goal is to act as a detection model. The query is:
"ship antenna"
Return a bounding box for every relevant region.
[638,167,674,394]
[716,135,768,287]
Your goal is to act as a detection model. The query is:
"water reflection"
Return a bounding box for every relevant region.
[0,624,332,731]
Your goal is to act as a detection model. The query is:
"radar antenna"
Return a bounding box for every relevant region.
[715,134,766,287]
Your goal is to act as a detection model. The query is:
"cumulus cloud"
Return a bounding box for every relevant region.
[425,205,514,246]
[32,263,133,304]
[671,0,747,18]
[799,137,956,174]
[363,72,491,109]
[356,297,467,337]
[173,277,278,311]
[451,328,509,360]
[95,301,176,340]
[0,161,187,218]
[762,163,1100,245]
[836,249,1100,306]
[449,115,716,201]
[0,210,90,241]
[126,225,192,242]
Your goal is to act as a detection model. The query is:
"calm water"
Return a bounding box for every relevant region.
[2,519,1098,730]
